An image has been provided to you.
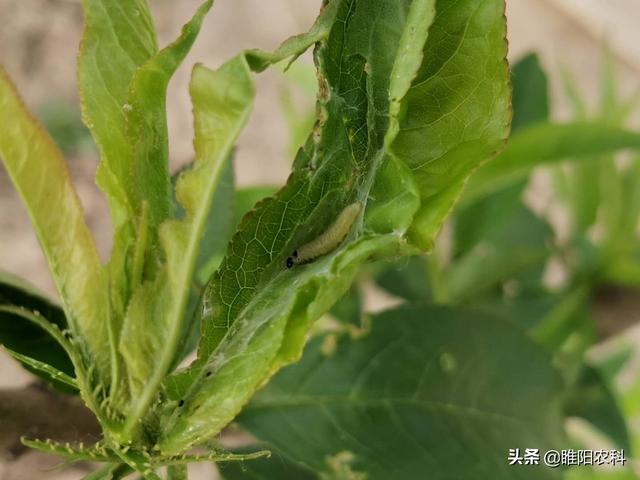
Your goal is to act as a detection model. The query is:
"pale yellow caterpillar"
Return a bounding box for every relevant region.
[286,203,362,269]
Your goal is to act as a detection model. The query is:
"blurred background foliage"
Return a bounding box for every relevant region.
[333,51,640,479]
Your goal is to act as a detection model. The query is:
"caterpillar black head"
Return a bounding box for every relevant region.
[285,250,298,269]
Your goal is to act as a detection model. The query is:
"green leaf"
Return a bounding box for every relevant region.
[160,449,270,466]
[447,203,552,302]
[566,157,603,234]
[477,290,588,342]
[560,68,588,120]
[238,305,565,480]
[374,256,431,303]
[220,450,315,480]
[0,272,73,382]
[0,69,110,377]
[37,100,93,155]
[78,3,213,416]
[2,346,78,391]
[387,0,510,249]
[603,252,640,289]
[329,286,363,328]
[530,287,592,352]
[450,51,549,275]
[83,464,133,480]
[78,0,157,223]
[552,51,640,242]
[606,158,640,253]
[166,465,187,480]
[234,187,280,226]
[244,0,341,72]
[464,123,640,205]
[0,305,75,358]
[176,182,279,365]
[158,0,509,453]
[125,0,214,231]
[119,57,255,439]
[510,53,550,132]
[77,1,159,399]
[280,64,318,159]
[564,366,631,451]
[565,468,638,480]
[172,160,235,365]
[192,160,236,285]
[23,438,118,463]
[453,180,527,257]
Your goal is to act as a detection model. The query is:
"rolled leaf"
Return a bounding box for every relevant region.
[158,0,510,454]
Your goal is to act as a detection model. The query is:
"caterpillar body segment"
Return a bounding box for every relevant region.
[286,203,362,269]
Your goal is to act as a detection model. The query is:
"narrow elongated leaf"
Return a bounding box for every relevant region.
[463,123,640,205]
[22,438,117,463]
[78,0,158,222]
[0,69,110,377]
[558,57,633,238]
[77,1,159,385]
[172,160,235,365]
[193,160,236,285]
[565,366,631,451]
[245,0,341,72]
[120,57,255,438]
[3,346,78,391]
[530,287,592,352]
[158,0,509,454]
[83,464,133,480]
[0,305,75,359]
[0,272,73,380]
[239,305,565,480]
[125,0,214,231]
[511,53,549,132]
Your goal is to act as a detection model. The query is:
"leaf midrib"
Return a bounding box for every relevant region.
[246,395,532,427]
